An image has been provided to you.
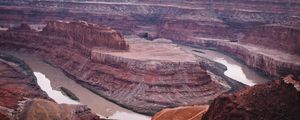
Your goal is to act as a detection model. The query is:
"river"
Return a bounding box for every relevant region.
[6,52,151,120]
[5,44,269,120]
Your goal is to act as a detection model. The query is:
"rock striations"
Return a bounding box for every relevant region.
[202,75,300,120]
[240,25,300,55]
[0,0,299,79]
[181,38,300,78]
[0,1,299,119]
[0,21,234,115]
[153,75,300,120]
[42,21,129,50]
[0,0,300,77]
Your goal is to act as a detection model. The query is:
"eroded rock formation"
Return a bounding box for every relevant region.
[0,53,100,120]
[153,75,300,120]
[0,0,299,79]
[181,38,300,78]
[202,75,300,120]
[240,25,300,55]
[1,1,299,118]
[0,21,236,115]
[42,21,129,50]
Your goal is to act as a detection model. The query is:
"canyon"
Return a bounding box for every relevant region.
[0,0,299,120]
[0,0,299,78]
[6,52,151,120]
[0,21,242,115]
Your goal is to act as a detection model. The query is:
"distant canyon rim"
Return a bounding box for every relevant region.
[0,0,300,120]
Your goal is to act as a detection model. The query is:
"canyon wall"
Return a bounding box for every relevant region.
[240,25,300,55]
[0,21,234,115]
[0,0,299,79]
[1,0,300,117]
[42,21,129,50]
[202,75,300,120]
[178,39,300,78]
[0,53,100,120]
[1,0,300,38]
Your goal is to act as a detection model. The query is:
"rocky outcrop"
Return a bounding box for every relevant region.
[21,99,98,120]
[42,21,129,50]
[0,21,235,115]
[152,105,209,120]
[153,75,300,120]
[202,75,300,120]
[48,36,231,114]
[0,53,100,120]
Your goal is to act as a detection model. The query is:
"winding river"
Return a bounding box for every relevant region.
[5,43,269,120]
[7,52,151,120]
[180,45,269,86]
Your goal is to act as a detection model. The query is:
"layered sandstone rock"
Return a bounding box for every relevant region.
[240,25,300,55]
[0,21,235,115]
[47,35,231,114]
[87,37,231,114]
[202,39,300,78]
[0,1,299,119]
[0,0,299,79]
[202,75,300,120]
[42,21,129,50]
[1,0,299,37]
[153,75,300,120]
[0,53,100,120]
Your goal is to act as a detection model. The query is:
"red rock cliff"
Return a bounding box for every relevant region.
[202,75,300,120]
[42,21,129,50]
